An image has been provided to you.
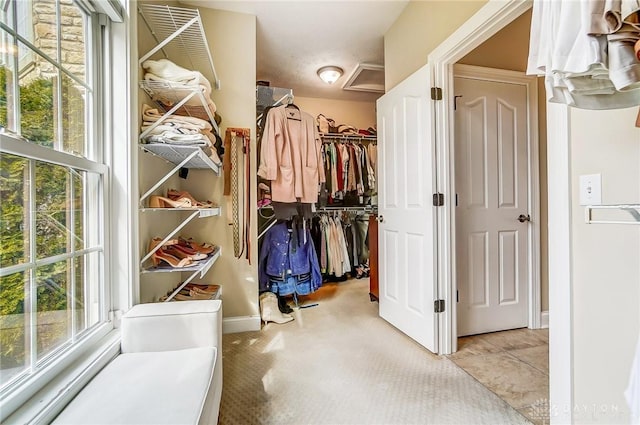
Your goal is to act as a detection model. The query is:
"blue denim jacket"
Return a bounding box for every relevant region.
[259,222,322,293]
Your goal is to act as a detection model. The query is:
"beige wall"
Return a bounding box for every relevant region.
[458,9,531,72]
[294,96,377,130]
[137,4,258,320]
[384,0,486,90]
[570,106,640,423]
[183,7,258,319]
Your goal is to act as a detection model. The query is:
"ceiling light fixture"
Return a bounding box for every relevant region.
[317,66,343,84]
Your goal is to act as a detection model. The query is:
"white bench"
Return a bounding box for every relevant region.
[53,300,223,425]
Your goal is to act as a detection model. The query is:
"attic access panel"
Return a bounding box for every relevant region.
[342,63,385,93]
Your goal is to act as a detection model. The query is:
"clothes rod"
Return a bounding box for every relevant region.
[321,133,377,141]
[315,205,377,213]
[584,204,640,225]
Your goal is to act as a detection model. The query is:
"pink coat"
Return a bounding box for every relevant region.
[258,105,325,203]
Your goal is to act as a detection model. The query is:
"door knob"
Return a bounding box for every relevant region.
[517,214,531,223]
[377,215,384,223]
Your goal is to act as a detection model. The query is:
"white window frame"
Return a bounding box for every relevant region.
[0,0,131,421]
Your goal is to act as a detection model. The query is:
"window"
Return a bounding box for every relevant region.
[0,0,109,407]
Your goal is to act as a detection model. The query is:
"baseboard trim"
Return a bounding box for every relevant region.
[223,316,261,333]
[541,311,549,328]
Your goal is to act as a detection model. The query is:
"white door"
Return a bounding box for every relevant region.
[454,76,529,336]
[376,64,438,353]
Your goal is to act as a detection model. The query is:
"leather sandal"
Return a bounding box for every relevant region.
[148,238,193,268]
[149,195,193,208]
[167,189,214,208]
[178,237,216,255]
[163,245,207,261]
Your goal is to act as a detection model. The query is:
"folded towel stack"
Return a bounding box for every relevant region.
[142,58,217,115]
[140,59,222,165]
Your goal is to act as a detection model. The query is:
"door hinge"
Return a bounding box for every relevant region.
[431,87,443,101]
[434,299,445,313]
[433,193,444,206]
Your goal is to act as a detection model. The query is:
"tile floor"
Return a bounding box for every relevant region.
[448,328,550,425]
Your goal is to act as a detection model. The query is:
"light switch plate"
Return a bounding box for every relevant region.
[579,174,602,206]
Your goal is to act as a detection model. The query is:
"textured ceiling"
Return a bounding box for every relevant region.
[181,1,409,102]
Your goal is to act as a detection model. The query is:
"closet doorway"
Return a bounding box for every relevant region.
[453,64,539,337]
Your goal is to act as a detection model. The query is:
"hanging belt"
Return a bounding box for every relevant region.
[227,128,251,261]
[230,130,240,257]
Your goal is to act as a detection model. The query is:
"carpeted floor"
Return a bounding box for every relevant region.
[219,278,531,425]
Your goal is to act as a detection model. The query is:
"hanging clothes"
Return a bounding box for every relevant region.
[258,221,322,295]
[321,139,377,206]
[527,0,640,109]
[257,104,325,203]
[311,212,371,279]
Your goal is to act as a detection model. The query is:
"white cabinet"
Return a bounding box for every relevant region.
[138,4,222,302]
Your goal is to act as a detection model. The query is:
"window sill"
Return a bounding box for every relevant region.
[2,328,121,424]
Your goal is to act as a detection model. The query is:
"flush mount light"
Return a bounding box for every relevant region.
[317,66,343,84]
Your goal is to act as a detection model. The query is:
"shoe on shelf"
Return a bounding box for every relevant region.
[167,189,216,208]
[178,237,216,255]
[163,245,208,261]
[173,293,206,301]
[149,195,193,208]
[185,283,220,294]
[260,292,293,325]
[149,238,193,268]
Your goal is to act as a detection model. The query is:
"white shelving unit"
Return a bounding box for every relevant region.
[139,144,221,175]
[138,4,223,303]
[138,4,220,89]
[141,246,221,275]
[142,246,222,302]
[139,79,220,136]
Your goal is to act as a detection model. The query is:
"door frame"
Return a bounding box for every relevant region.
[427,1,573,423]
[452,63,541,335]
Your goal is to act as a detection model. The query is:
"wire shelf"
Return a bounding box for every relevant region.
[140,206,221,217]
[140,144,221,174]
[142,245,221,275]
[139,80,219,134]
[138,4,219,89]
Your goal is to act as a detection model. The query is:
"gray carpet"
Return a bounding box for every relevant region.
[219,278,531,425]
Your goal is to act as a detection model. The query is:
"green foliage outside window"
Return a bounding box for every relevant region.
[1,65,83,372]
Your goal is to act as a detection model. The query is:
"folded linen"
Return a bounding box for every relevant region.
[144,72,216,111]
[142,104,212,131]
[143,80,218,121]
[142,58,212,93]
[161,100,218,122]
[142,123,202,136]
[146,132,210,146]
